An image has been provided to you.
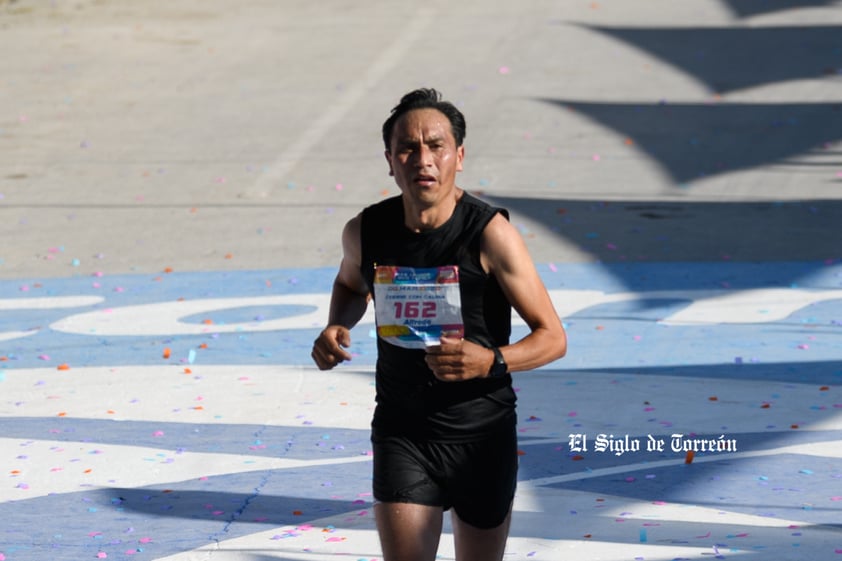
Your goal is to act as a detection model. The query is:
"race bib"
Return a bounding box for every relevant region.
[373,265,464,349]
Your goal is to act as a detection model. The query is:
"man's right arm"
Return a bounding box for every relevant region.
[311,214,370,370]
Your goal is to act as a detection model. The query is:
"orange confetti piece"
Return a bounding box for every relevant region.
[84,469,93,474]
[202,319,213,325]
[183,368,192,374]
[517,449,527,456]
[107,410,115,415]
[199,343,208,349]
[685,450,695,464]
[820,386,830,391]
[57,363,70,371]
[708,396,718,401]
[162,348,171,359]
[791,424,799,429]
[57,412,67,417]
[584,534,593,538]
[10,470,21,475]
[761,403,771,409]
[224,253,233,259]
[164,267,174,273]
[292,510,303,516]
[571,454,585,461]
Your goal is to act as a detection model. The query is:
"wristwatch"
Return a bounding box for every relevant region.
[488,346,508,378]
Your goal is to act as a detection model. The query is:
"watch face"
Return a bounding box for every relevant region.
[490,348,508,377]
[491,360,508,377]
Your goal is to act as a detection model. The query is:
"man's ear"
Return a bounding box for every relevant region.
[384,150,394,176]
[456,145,465,172]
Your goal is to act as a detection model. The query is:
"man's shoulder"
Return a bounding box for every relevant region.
[459,191,509,221]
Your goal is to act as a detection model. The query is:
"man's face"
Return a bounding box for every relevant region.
[385,108,464,207]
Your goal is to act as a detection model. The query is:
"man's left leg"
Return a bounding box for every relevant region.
[451,504,512,561]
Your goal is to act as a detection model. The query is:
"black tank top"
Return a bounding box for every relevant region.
[360,192,516,442]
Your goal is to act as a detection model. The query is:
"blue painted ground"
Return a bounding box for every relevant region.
[1,261,841,560]
[2,261,840,374]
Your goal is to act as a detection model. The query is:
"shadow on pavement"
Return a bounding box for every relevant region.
[537,99,841,186]
[721,0,841,18]
[487,194,842,267]
[579,25,842,93]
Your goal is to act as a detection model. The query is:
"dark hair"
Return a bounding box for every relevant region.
[381,88,466,150]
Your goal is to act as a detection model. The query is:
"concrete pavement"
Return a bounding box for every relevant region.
[1,0,841,559]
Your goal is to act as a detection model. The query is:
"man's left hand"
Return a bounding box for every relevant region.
[424,337,493,382]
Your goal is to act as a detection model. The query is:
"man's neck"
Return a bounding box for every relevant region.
[403,188,463,232]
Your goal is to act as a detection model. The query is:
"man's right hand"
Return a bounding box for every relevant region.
[311,325,353,370]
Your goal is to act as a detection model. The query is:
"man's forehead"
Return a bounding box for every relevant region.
[393,109,453,141]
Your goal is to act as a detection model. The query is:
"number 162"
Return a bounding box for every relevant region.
[394,301,436,319]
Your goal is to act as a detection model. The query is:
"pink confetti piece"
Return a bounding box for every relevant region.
[498,66,510,74]
[96,553,107,559]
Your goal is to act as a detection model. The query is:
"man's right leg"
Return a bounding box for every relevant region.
[375,502,443,561]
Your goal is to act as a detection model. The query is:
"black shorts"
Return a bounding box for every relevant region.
[371,426,518,529]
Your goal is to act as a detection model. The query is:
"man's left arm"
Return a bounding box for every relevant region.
[425,213,567,380]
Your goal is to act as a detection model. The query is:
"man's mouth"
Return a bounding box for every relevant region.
[414,174,436,185]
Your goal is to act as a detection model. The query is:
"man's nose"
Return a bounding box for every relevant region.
[414,144,433,167]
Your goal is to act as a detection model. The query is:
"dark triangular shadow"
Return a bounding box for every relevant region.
[539,99,842,184]
[721,0,841,18]
[582,25,842,93]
